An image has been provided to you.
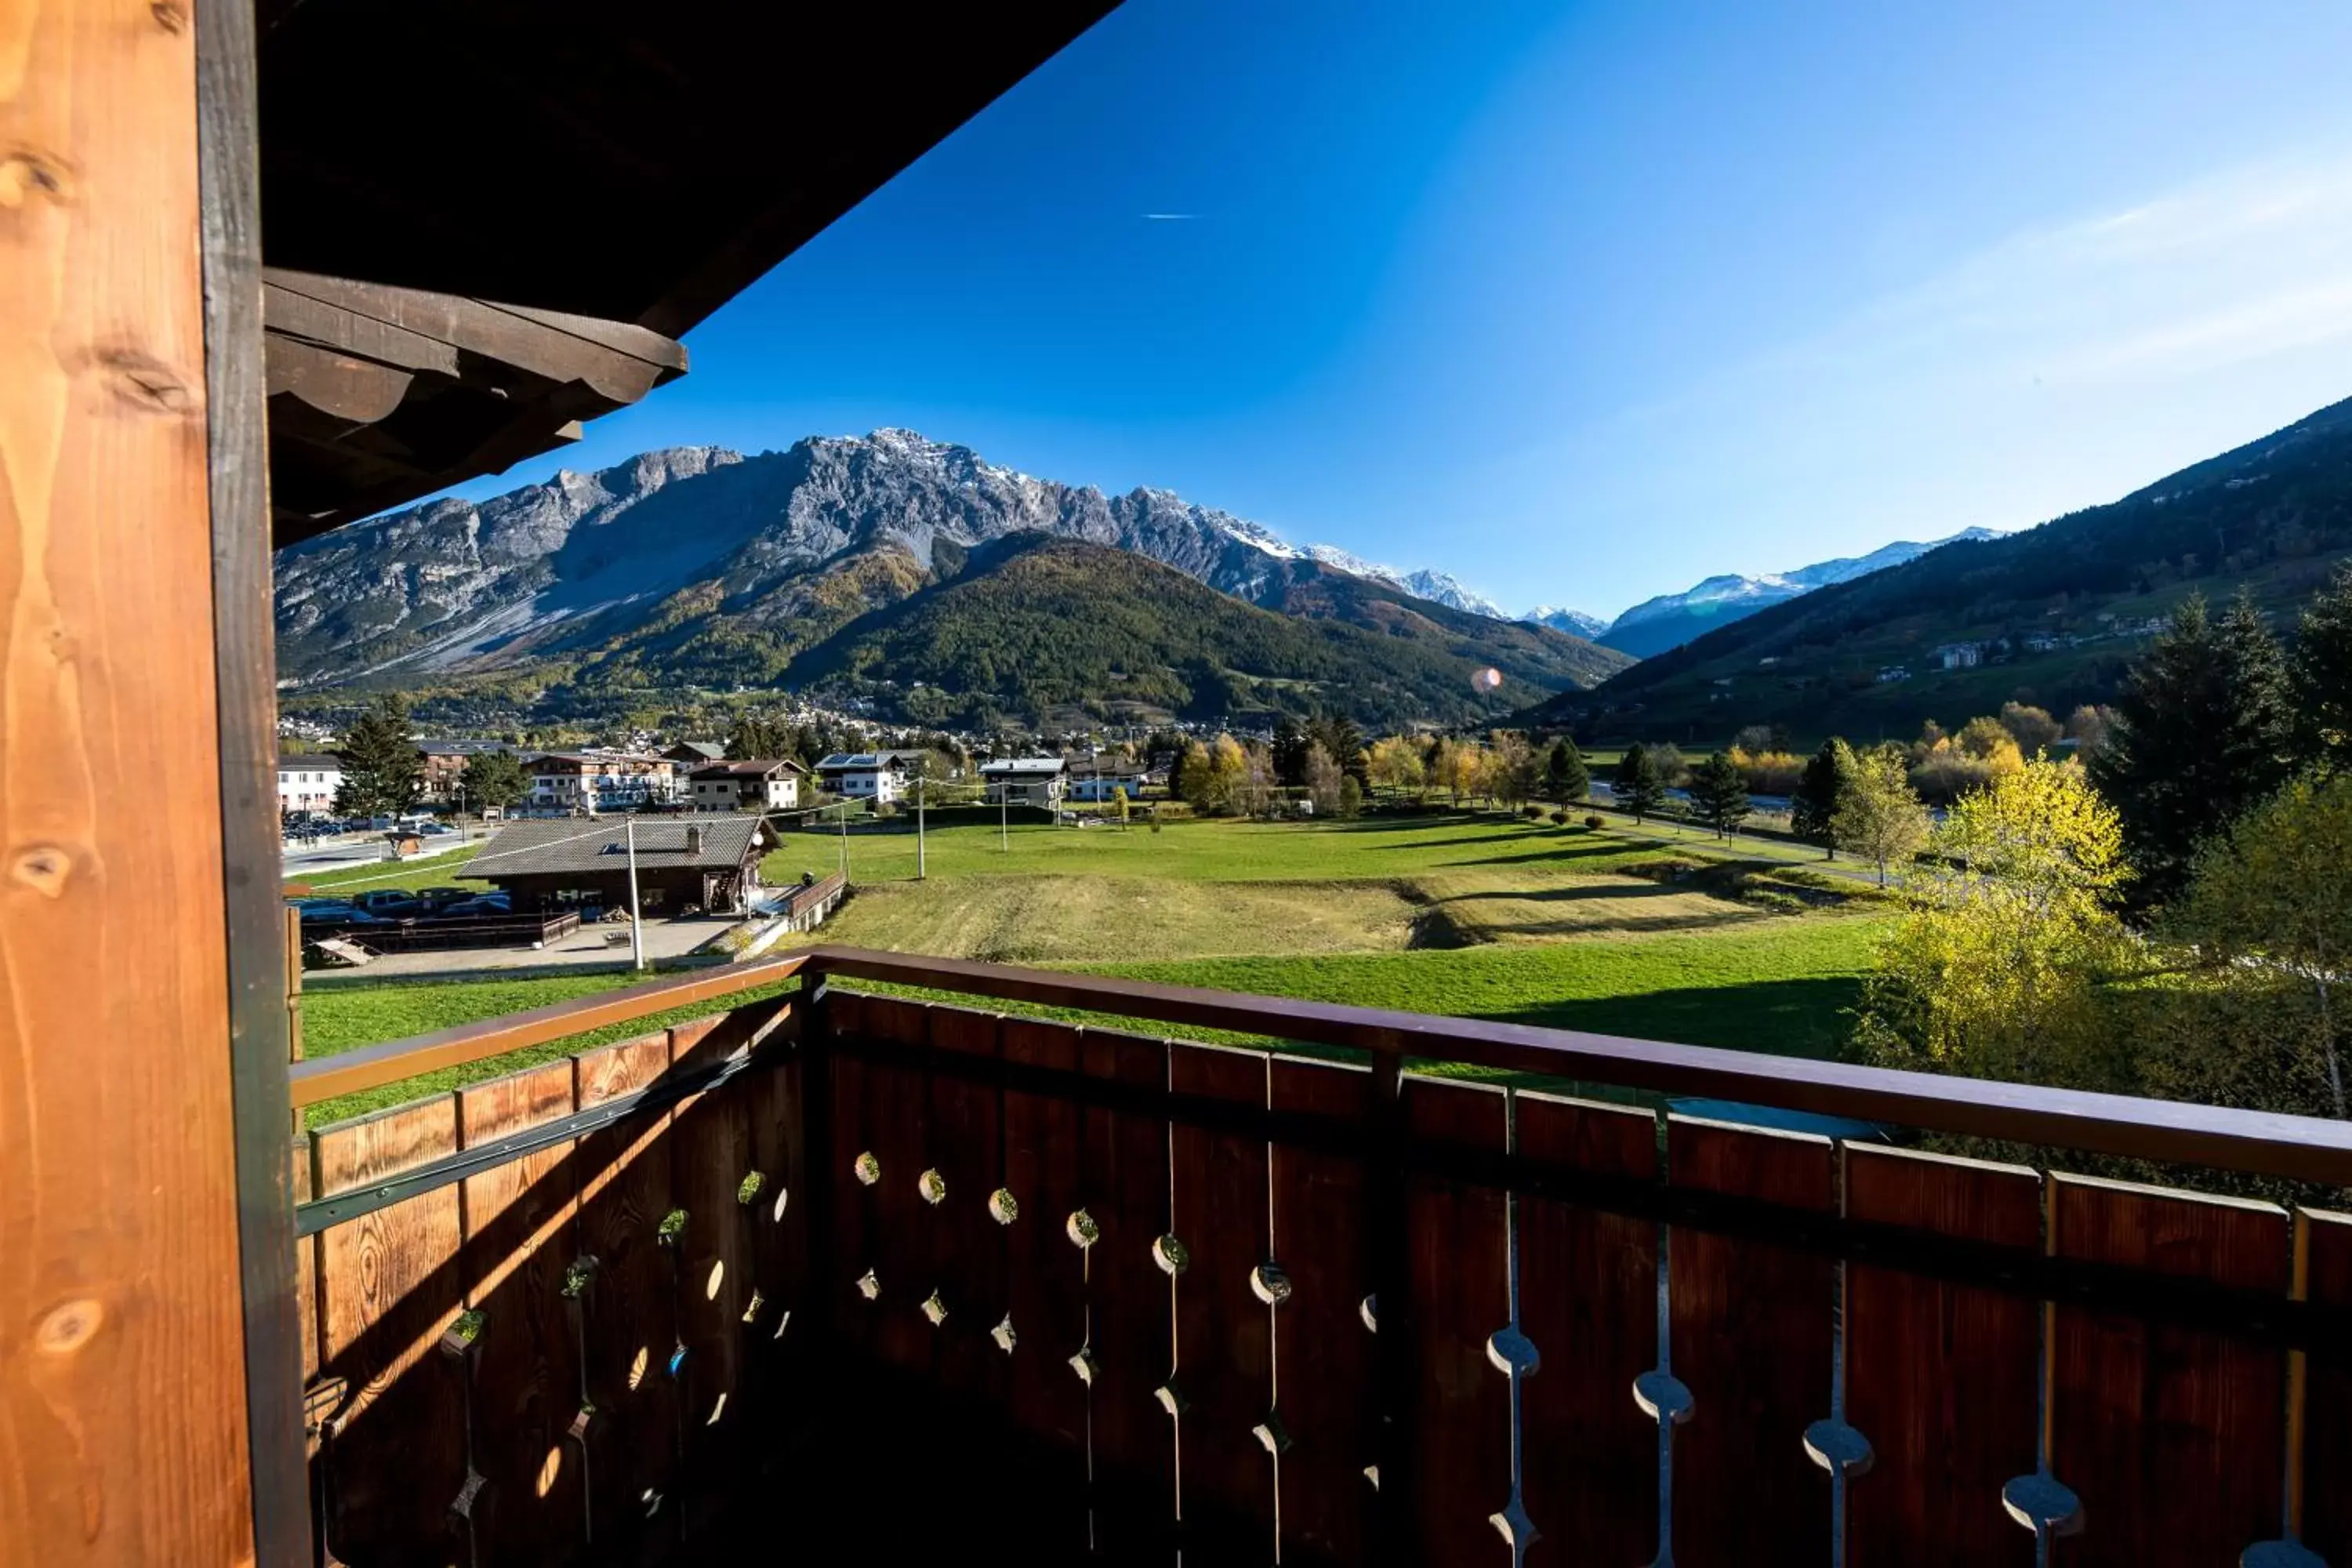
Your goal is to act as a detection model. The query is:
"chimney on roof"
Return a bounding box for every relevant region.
[686,824,704,856]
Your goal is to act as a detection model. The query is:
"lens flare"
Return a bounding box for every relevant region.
[1473,666,1503,691]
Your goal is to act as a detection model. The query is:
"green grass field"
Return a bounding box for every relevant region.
[285,844,481,894]
[296,810,1886,1125]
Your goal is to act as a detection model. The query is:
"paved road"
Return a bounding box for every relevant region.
[303,913,727,984]
[281,832,474,879]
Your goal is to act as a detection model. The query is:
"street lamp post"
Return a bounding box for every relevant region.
[624,815,645,972]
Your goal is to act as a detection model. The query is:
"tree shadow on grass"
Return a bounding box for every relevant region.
[1468,975,1865,1062]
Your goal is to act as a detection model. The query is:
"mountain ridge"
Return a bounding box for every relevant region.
[274,429,1631,728]
[1534,395,2352,736]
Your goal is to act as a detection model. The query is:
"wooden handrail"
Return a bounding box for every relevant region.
[282,938,2352,1186]
[287,951,808,1108]
[797,945,2352,1188]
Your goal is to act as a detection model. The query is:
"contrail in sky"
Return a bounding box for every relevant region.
[1142,212,1197,220]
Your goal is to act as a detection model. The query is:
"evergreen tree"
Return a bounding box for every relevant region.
[332,694,423,818]
[2088,593,2294,913]
[1613,744,1666,824]
[1543,737,1589,804]
[1311,713,1369,784]
[2291,561,2352,771]
[1690,752,1751,840]
[459,750,526,812]
[1271,715,1311,787]
[1792,739,1854,858]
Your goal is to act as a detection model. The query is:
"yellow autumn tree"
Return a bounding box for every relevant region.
[1857,760,2141,1091]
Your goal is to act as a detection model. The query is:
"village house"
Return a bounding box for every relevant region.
[1065,755,1145,804]
[1875,664,1911,683]
[688,758,808,812]
[982,757,1069,808]
[275,753,343,816]
[459,815,775,916]
[1936,641,1985,670]
[815,750,922,805]
[414,739,515,804]
[523,751,679,812]
[663,740,728,770]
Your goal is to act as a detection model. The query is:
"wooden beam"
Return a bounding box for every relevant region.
[1,0,261,1561]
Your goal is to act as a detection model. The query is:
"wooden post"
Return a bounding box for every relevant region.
[1,0,303,1561]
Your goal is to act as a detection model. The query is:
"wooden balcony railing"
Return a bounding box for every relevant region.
[285,946,2352,1567]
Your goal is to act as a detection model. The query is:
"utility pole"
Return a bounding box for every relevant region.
[624,815,645,972]
[838,797,849,882]
[1000,787,1009,854]
[916,771,927,880]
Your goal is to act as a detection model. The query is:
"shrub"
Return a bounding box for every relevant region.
[1583,814,1606,830]
[1549,809,1569,826]
[1520,804,1544,821]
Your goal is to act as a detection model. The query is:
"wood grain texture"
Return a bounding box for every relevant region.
[1400,1077,1512,1568]
[1665,1116,1835,1568]
[2048,1174,2289,1568]
[1082,1027,1178,1564]
[459,1058,586,1566]
[0,0,262,1561]
[1169,1041,1277,1562]
[1515,1091,1659,1567]
[572,1031,682,1561]
[314,1095,467,1564]
[2299,1208,2351,1564]
[1268,1055,1380,1567]
[1000,1015,1094,1555]
[1842,1145,2040,1568]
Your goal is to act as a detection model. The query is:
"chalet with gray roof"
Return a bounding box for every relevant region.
[459,816,775,916]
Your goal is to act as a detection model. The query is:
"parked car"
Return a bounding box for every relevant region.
[413,886,472,910]
[418,821,458,836]
[351,890,422,916]
[293,901,387,927]
[439,892,512,917]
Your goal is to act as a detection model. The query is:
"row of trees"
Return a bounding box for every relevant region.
[1172,734,1363,818]
[1853,565,2352,1127]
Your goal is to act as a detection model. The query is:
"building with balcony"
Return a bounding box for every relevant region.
[688,757,808,812]
[523,752,680,812]
[275,753,343,815]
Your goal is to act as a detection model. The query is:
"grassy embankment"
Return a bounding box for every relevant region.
[299,811,1886,1127]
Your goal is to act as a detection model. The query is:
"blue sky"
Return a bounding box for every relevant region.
[442,0,2352,620]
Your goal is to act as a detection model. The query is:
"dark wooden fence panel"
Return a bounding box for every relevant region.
[1080,1028,1178,1563]
[2302,1207,2352,1564]
[1665,1116,1835,1567]
[1268,1055,1380,1568]
[1400,1076,1512,1567]
[856,996,939,1384]
[572,1033,684,1562]
[924,1006,1011,1428]
[1842,1145,2040,1568]
[1000,1016,1095,1555]
[1168,1042,1278,1562]
[314,1096,468,1566]
[666,1023,757,1541]
[457,1059,587,1568]
[826,989,880,1371]
[1515,1091,1659,1566]
[738,1007,807,1442]
[2047,1175,2289,1567]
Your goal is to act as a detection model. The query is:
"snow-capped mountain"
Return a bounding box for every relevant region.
[274,430,1617,687]
[1522,605,1610,638]
[1595,528,2005,659]
[1290,546,1512,619]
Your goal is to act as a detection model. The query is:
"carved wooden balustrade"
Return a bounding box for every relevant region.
[286,947,2352,1566]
